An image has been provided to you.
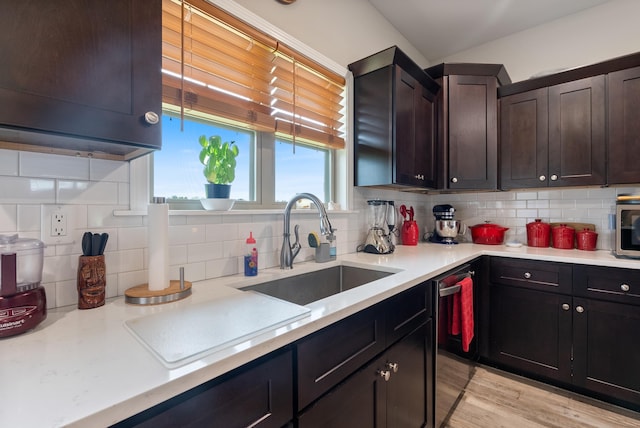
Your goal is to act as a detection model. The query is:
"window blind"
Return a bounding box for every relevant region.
[162,0,346,149]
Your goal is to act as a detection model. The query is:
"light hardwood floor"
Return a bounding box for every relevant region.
[445,366,640,428]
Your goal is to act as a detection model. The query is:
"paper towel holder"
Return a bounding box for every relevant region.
[125,266,192,305]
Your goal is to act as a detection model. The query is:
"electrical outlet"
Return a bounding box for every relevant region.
[41,205,75,245]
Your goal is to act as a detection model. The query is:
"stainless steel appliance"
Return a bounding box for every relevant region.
[429,204,461,244]
[361,200,396,254]
[433,264,477,428]
[615,195,640,258]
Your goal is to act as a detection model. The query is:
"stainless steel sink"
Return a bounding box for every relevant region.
[241,265,394,305]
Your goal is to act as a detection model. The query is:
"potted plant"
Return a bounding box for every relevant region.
[199,135,239,199]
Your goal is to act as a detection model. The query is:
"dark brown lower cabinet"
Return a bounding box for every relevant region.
[487,258,640,412]
[111,349,293,428]
[489,285,572,384]
[298,321,432,428]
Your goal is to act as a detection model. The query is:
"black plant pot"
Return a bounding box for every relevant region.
[205,183,231,199]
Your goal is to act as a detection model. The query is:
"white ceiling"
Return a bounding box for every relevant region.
[368,0,612,62]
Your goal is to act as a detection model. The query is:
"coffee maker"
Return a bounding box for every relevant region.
[362,200,396,254]
[429,204,461,244]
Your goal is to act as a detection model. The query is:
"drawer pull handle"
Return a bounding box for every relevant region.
[562,303,570,311]
[524,272,532,279]
[386,362,399,373]
[378,370,391,381]
[575,306,585,313]
[621,284,630,292]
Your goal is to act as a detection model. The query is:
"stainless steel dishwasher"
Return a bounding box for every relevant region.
[433,264,478,428]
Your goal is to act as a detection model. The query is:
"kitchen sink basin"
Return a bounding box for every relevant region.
[241,265,395,305]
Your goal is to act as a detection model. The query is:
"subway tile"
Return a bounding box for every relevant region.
[118,182,130,206]
[516,191,538,200]
[58,180,119,205]
[0,149,18,175]
[527,199,549,209]
[56,279,78,308]
[516,209,539,218]
[0,177,55,204]
[89,158,129,182]
[111,249,145,273]
[21,152,89,180]
[549,199,576,209]
[117,270,147,296]
[88,205,143,228]
[117,227,146,250]
[170,244,188,266]
[206,222,239,242]
[17,204,40,232]
[169,224,206,245]
[188,241,224,262]
[0,204,18,232]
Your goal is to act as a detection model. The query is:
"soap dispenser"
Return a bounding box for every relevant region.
[244,232,258,276]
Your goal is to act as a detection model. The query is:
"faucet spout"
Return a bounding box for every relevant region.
[280,193,334,269]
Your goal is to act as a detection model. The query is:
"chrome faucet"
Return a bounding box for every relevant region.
[281,193,335,269]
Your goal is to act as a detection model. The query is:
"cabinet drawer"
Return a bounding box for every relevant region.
[386,282,430,345]
[296,305,386,410]
[490,258,572,294]
[574,265,640,305]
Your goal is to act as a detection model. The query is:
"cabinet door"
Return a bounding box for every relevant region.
[489,285,572,384]
[500,88,549,190]
[113,349,293,428]
[0,0,162,152]
[608,66,640,184]
[446,75,498,190]
[548,76,605,187]
[298,322,431,428]
[573,297,640,409]
[386,321,432,428]
[395,68,437,188]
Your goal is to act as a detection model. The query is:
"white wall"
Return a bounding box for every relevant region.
[231,0,430,68]
[431,0,640,82]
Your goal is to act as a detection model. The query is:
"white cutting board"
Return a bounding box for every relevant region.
[125,291,310,368]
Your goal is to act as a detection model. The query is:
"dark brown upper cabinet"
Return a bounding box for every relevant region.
[608,65,640,184]
[349,46,440,189]
[500,76,606,189]
[425,63,511,190]
[0,0,162,160]
[500,51,640,189]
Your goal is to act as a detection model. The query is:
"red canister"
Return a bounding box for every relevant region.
[552,224,575,249]
[402,220,419,245]
[576,228,598,251]
[526,219,551,247]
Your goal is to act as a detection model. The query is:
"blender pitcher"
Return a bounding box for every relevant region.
[362,200,396,254]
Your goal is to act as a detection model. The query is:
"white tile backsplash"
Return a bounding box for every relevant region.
[20,152,89,179]
[0,149,18,175]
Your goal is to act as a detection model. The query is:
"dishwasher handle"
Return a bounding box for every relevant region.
[439,284,461,297]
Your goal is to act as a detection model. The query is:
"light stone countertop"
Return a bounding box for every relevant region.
[1,243,637,427]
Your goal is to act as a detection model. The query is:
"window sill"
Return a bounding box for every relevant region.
[113,208,355,217]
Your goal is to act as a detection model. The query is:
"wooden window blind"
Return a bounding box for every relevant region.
[162,0,345,149]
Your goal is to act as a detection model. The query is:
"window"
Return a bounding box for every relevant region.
[153,0,346,209]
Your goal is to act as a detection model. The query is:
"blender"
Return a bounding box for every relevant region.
[429,204,461,244]
[362,200,396,254]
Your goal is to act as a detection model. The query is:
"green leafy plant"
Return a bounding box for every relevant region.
[198,135,239,185]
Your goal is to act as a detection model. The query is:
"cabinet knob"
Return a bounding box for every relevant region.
[562,303,570,311]
[524,272,532,279]
[386,362,399,373]
[575,305,585,313]
[414,174,424,180]
[451,177,458,183]
[550,174,558,181]
[539,175,546,182]
[378,370,391,381]
[144,111,160,125]
[621,284,630,292]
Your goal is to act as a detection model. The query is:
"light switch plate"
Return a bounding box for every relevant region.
[41,205,75,245]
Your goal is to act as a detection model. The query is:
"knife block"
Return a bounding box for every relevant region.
[77,255,106,309]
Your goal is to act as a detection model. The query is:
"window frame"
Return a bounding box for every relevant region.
[129,0,350,212]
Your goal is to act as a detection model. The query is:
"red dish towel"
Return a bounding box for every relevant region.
[451,276,474,352]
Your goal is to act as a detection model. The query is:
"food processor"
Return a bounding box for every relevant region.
[429,204,461,244]
[0,234,47,337]
[362,200,396,254]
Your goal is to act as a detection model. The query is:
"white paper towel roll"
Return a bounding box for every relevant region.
[148,200,169,291]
